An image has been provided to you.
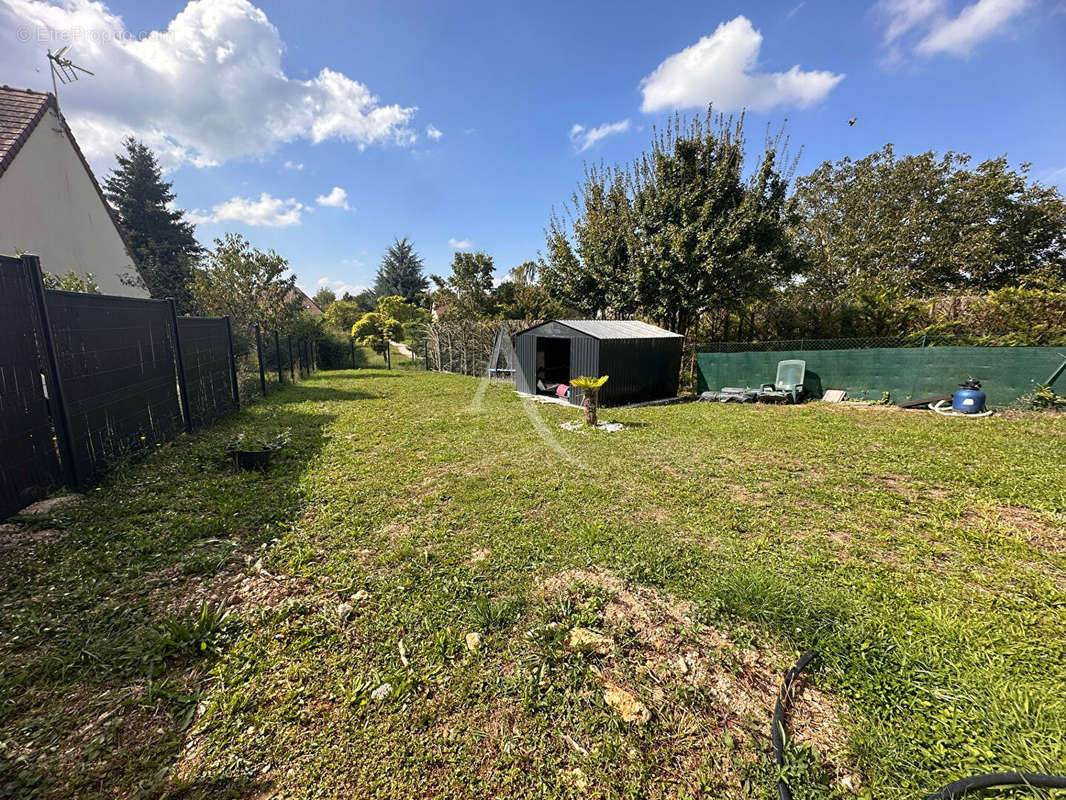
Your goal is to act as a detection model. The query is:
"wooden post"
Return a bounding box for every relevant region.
[255,324,267,396]
[168,299,193,433]
[22,254,80,490]
[224,315,239,409]
[274,330,283,384]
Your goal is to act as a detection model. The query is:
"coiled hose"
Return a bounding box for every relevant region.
[771,652,1066,800]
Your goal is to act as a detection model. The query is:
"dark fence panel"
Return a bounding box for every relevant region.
[0,257,65,517]
[176,316,236,429]
[46,291,184,486]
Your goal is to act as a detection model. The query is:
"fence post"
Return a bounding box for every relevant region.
[168,299,193,434]
[255,323,267,396]
[351,337,356,369]
[288,335,295,381]
[224,315,239,410]
[274,330,283,384]
[22,254,80,490]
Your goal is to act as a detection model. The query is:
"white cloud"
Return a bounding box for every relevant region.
[186,193,304,227]
[426,124,443,140]
[316,186,350,210]
[283,160,304,171]
[448,237,472,250]
[917,0,1032,55]
[639,16,843,113]
[878,0,943,44]
[877,0,1032,58]
[786,2,806,18]
[569,119,631,152]
[316,276,366,298]
[0,0,418,170]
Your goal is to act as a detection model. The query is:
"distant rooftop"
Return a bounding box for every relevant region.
[524,319,683,339]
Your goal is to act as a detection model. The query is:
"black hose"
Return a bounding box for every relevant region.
[768,651,1066,800]
[926,773,1066,799]
[771,650,817,800]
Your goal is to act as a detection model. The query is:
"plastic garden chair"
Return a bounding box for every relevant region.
[758,360,807,404]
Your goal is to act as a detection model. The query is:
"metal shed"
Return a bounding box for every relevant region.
[513,320,683,407]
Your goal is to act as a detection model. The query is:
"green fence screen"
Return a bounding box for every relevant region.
[696,346,1065,407]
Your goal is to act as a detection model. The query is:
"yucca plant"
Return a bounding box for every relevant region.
[569,375,609,426]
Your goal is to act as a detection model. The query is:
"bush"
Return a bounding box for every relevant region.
[315,330,367,370]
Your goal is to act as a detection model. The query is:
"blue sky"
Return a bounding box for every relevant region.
[1,0,1064,297]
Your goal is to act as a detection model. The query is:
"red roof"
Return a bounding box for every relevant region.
[0,86,53,180]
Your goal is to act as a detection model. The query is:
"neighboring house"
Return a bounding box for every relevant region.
[290,287,323,316]
[0,86,146,297]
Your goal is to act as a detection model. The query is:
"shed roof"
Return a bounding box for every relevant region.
[519,319,682,340]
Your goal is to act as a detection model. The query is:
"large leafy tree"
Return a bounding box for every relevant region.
[373,238,429,303]
[542,111,800,337]
[432,251,497,319]
[312,287,336,311]
[324,299,365,332]
[103,138,202,313]
[494,261,568,320]
[793,145,1066,297]
[544,166,638,318]
[629,113,799,337]
[190,233,303,331]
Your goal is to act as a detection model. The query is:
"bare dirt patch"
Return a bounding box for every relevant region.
[150,563,316,616]
[996,506,1064,553]
[0,526,65,553]
[18,494,83,515]
[536,569,861,794]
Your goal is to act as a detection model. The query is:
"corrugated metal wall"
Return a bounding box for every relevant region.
[514,323,598,406]
[567,335,599,407]
[514,331,536,395]
[696,346,1065,407]
[515,323,683,407]
[599,338,682,406]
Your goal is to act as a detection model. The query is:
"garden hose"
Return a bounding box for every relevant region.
[925,773,1066,799]
[929,400,994,418]
[769,652,1066,800]
[772,649,817,800]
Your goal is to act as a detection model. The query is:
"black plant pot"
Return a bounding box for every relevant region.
[229,448,274,471]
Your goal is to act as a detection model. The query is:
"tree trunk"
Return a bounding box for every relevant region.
[583,389,598,427]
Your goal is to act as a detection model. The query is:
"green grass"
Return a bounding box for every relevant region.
[1,363,1064,799]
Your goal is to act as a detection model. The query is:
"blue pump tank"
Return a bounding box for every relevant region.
[952,378,986,413]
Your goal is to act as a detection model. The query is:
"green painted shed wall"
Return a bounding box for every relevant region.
[696,346,1065,407]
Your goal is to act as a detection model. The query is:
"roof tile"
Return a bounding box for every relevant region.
[0,86,52,180]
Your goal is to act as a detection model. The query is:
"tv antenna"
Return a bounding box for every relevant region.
[47,46,94,106]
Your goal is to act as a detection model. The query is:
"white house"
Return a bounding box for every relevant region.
[0,85,146,297]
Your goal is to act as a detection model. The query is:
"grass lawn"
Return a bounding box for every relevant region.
[1,362,1064,799]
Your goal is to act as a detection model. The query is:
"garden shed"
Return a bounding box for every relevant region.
[514,320,683,407]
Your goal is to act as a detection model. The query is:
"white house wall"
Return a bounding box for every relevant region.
[0,108,146,297]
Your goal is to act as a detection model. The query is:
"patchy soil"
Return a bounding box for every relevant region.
[995,506,1064,553]
[150,562,316,616]
[0,525,65,553]
[536,569,861,795]
[18,494,83,515]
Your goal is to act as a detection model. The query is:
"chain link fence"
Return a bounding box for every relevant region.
[424,320,540,377]
[693,334,926,353]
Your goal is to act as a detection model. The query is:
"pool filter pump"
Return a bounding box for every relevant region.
[952,377,986,414]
